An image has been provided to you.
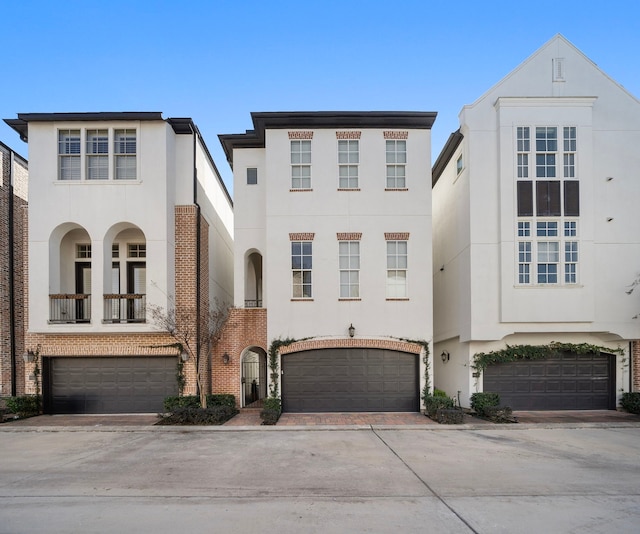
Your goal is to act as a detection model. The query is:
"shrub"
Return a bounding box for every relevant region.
[483,405,515,423]
[424,395,454,418]
[163,395,200,411]
[157,405,238,425]
[620,392,640,415]
[433,388,448,397]
[163,394,237,412]
[206,394,237,409]
[435,408,464,424]
[470,392,500,416]
[5,395,41,418]
[260,397,282,425]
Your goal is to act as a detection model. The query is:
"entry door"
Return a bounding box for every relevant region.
[127,262,146,320]
[75,262,91,322]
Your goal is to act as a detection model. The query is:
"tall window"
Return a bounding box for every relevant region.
[291,241,312,298]
[386,140,406,188]
[115,129,137,180]
[386,240,407,297]
[338,140,359,188]
[516,124,579,285]
[86,129,109,180]
[291,140,311,189]
[58,130,81,180]
[339,241,360,298]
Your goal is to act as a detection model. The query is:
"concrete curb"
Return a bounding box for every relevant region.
[2,421,640,432]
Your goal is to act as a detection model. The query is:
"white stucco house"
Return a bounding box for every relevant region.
[432,35,640,410]
[219,112,436,412]
[4,112,234,413]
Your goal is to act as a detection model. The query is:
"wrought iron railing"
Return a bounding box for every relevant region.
[49,294,91,323]
[103,294,146,323]
[244,299,263,308]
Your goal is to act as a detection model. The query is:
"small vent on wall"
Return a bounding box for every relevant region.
[553,58,565,81]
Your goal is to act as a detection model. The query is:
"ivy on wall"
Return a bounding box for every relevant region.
[473,341,623,375]
[267,337,299,398]
[396,337,431,401]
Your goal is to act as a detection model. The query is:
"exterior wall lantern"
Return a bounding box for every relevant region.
[222,352,231,364]
[348,324,355,338]
[180,351,190,362]
[23,350,37,363]
[441,350,450,363]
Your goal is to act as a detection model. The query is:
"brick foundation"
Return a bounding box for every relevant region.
[632,341,640,392]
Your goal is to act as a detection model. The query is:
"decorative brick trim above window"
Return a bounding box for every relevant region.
[288,131,314,139]
[336,131,362,140]
[279,338,423,355]
[385,232,410,240]
[384,131,408,140]
[336,232,362,241]
[289,232,315,241]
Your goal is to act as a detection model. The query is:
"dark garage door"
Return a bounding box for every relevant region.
[45,357,178,414]
[483,352,615,410]
[282,348,419,412]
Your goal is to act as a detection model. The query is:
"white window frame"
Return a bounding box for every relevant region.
[58,129,81,180]
[386,240,408,298]
[339,241,360,298]
[338,140,359,189]
[114,129,137,180]
[291,241,312,298]
[291,140,312,190]
[386,140,407,189]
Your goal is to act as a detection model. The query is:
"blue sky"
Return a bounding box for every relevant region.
[2,0,639,195]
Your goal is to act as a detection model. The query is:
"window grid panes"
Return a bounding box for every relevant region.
[386,240,407,298]
[386,140,406,188]
[292,241,312,298]
[86,129,109,180]
[517,124,579,286]
[291,140,311,189]
[339,241,360,297]
[58,130,81,180]
[76,244,91,259]
[128,244,146,258]
[115,129,137,180]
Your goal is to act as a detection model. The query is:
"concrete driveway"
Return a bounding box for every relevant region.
[1,424,639,533]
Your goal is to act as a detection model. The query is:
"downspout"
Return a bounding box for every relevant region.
[8,151,17,396]
[189,123,202,396]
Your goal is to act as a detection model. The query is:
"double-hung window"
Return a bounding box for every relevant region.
[386,140,406,188]
[386,240,407,298]
[291,241,312,298]
[338,140,359,188]
[291,140,311,189]
[115,129,137,180]
[58,130,81,180]
[339,241,360,298]
[86,130,109,180]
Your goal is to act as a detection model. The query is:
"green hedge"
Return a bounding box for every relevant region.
[163,394,237,412]
[157,405,238,425]
[470,392,500,416]
[260,397,282,425]
[620,392,640,414]
[5,395,41,418]
[424,395,454,418]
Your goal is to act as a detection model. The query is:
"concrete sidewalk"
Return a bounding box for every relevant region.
[2,409,640,431]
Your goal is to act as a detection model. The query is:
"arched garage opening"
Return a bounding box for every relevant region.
[281,347,419,413]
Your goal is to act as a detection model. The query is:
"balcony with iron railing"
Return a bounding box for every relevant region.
[49,294,91,323]
[244,299,263,308]
[103,294,146,323]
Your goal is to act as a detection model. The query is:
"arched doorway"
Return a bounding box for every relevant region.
[241,347,267,407]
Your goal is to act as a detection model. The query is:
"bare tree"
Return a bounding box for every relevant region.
[149,298,230,408]
[626,273,640,319]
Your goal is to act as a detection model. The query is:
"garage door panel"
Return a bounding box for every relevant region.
[47,357,177,414]
[282,348,418,412]
[483,352,614,410]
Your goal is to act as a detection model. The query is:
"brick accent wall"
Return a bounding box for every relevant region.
[174,205,210,396]
[288,131,314,139]
[279,338,423,355]
[0,146,28,398]
[212,307,267,403]
[336,131,361,139]
[632,341,640,392]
